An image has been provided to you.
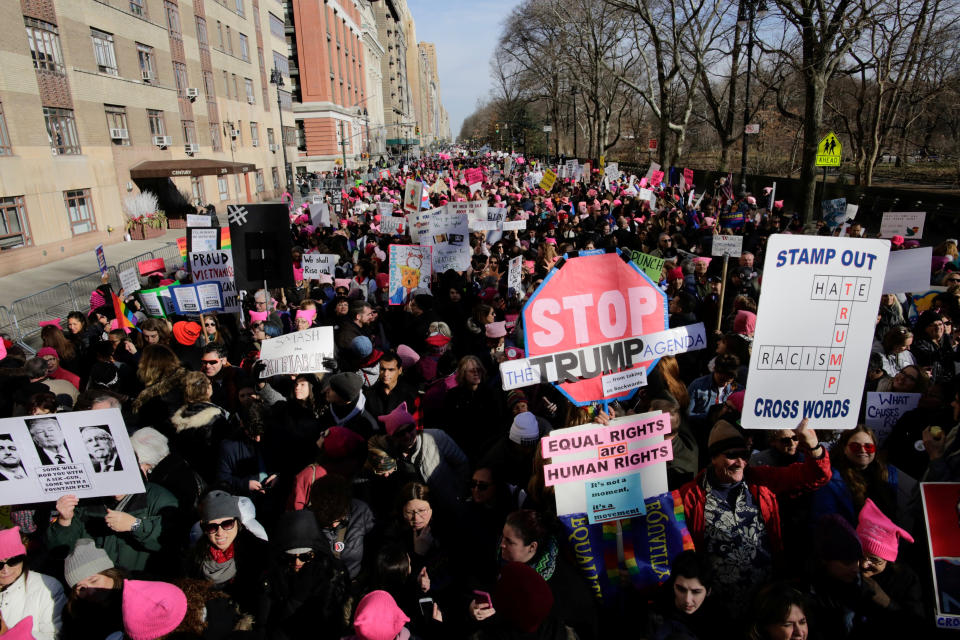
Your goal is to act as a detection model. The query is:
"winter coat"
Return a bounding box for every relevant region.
[259,549,351,640]
[0,570,65,640]
[187,528,273,616]
[812,464,917,534]
[319,499,375,580]
[217,433,274,497]
[171,401,231,483]
[132,367,187,435]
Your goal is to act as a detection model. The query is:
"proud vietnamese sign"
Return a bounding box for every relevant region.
[514,250,669,405]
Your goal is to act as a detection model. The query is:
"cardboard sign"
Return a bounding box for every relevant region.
[503,220,526,232]
[880,211,925,239]
[187,214,212,227]
[517,251,671,405]
[428,210,470,272]
[504,157,513,176]
[188,250,241,313]
[407,208,435,244]
[921,482,960,629]
[540,169,558,192]
[169,281,224,314]
[507,256,523,299]
[446,200,487,226]
[0,409,144,504]
[629,250,665,281]
[388,245,432,305]
[259,326,335,378]
[119,267,141,294]
[309,202,331,227]
[95,244,107,275]
[741,235,891,429]
[380,215,405,236]
[586,473,646,524]
[882,247,932,294]
[711,235,744,258]
[403,179,423,213]
[864,391,921,446]
[300,253,338,280]
[138,257,166,276]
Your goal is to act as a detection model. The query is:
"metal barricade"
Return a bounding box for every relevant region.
[152,242,185,272]
[0,305,19,344]
[117,251,155,278]
[68,266,120,311]
[11,284,78,351]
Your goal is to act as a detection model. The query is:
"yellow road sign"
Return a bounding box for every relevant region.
[816,132,842,167]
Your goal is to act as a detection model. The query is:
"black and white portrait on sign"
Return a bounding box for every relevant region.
[81,425,123,473]
[26,416,73,465]
[0,434,27,481]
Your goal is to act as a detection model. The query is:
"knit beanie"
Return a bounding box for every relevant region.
[856,499,914,562]
[275,510,321,555]
[733,310,757,336]
[353,590,409,640]
[815,514,863,563]
[506,390,528,410]
[707,420,746,458]
[320,426,366,458]
[379,402,416,436]
[3,616,34,640]
[172,321,202,346]
[122,580,188,640]
[485,321,507,338]
[0,526,26,560]
[725,390,745,414]
[396,344,420,369]
[64,538,114,587]
[493,562,555,633]
[326,372,363,403]
[351,336,374,358]
[199,490,241,523]
[509,412,540,446]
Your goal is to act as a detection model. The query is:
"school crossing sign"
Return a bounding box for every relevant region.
[816,132,842,167]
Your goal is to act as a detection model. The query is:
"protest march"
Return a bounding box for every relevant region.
[2,144,960,640]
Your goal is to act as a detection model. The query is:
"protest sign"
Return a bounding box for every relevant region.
[585,474,646,524]
[683,168,694,190]
[378,202,394,218]
[119,267,141,294]
[403,179,423,213]
[138,285,174,318]
[187,214,212,227]
[514,251,676,405]
[865,391,921,446]
[309,202,331,227]
[188,250,240,313]
[168,281,224,315]
[259,326,335,377]
[95,244,107,275]
[380,215,405,236]
[301,253,338,280]
[742,235,890,429]
[138,257,165,276]
[503,220,526,232]
[540,169,558,192]
[0,409,144,504]
[388,245,432,305]
[187,227,219,253]
[821,198,848,228]
[629,250,665,282]
[880,211,925,239]
[428,209,470,272]
[312,194,323,205]
[504,156,513,176]
[446,200,487,226]
[921,482,960,629]
[711,235,743,258]
[464,167,484,186]
[507,256,522,299]
[882,247,932,294]
[406,208,435,244]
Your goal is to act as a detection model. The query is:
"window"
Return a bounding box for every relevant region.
[233,174,241,197]
[137,43,155,81]
[232,74,239,100]
[195,17,208,47]
[24,18,65,73]
[202,71,215,98]
[43,107,81,155]
[210,124,222,151]
[267,128,275,146]
[86,29,116,76]
[182,120,196,144]
[216,21,224,49]
[244,78,255,104]
[129,0,147,17]
[147,109,166,137]
[249,121,258,145]
[235,0,245,17]
[218,176,229,200]
[191,177,205,203]
[173,62,188,96]
[64,189,96,235]
[223,70,230,98]
[164,1,181,36]
[255,169,264,193]
[269,13,284,38]
[295,121,305,151]
[0,197,30,249]
[272,51,289,76]
[225,26,232,55]
[239,33,249,61]
[105,105,130,145]
[0,103,11,155]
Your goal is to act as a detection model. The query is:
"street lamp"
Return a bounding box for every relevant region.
[738,0,767,196]
[270,68,292,192]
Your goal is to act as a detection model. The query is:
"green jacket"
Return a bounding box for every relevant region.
[46,483,179,575]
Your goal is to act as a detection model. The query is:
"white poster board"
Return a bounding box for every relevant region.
[119,267,141,294]
[403,179,423,214]
[309,202,331,227]
[406,208,435,244]
[711,235,744,258]
[882,247,932,294]
[188,250,241,313]
[187,214,212,227]
[507,256,522,299]
[259,326,335,377]
[380,215,405,236]
[446,201,488,227]
[428,210,470,272]
[503,220,526,232]
[300,253,338,280]
[880,211,925,239]
[865,391,922,447]
[741,235,890,429]
[0,409,144,504]
[189,228,219,253]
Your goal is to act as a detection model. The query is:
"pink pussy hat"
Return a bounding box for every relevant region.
[122,579,188,640]
[856,498,914,562]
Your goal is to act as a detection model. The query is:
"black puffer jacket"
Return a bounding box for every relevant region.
[171,401,231,483]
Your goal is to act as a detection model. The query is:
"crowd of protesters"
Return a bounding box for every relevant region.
[0,148,959,640]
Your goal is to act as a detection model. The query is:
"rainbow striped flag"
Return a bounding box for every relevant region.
[111,291,138,333]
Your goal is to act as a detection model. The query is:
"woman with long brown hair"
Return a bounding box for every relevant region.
[40,325,79,374]
[132,344,186,433]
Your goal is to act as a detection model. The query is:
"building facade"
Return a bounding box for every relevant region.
[0,0,294,276]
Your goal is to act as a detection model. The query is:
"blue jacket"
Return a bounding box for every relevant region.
[687,374,734,422]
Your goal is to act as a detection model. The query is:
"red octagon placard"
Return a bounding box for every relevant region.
[522,250,668,406]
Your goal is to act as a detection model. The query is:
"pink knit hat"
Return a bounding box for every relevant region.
[3,616,34,640]
[353,590,410,640]
[856,498,914,561]
[733,310,757,336]
[122,580,188,640]
[485,321,507,338]
[295,309,316,322]
[0,527,26,560]
[249,310,269,323]
[396,344,420,369]
[378,402,416,436]
[726,390,745,414]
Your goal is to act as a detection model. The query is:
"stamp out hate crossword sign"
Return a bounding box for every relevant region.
[742,235,890,429]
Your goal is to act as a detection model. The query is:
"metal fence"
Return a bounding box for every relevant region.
[0,305,18,344]
[153,243,185,272]
[116,251,155,278]
[68,266,120,310]
[11,284,78,352]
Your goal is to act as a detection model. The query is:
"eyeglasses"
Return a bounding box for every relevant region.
[204,322,217,327]
[0,555,25,570]
[287,551,315,564]
[722,449,750,461]
[945,278,960,284]
[779,435,800,445]
[403,507,431,518]
[202,518,237,534]
[201,360,220,366]
[847,442,876,454]
[469,480,491,491]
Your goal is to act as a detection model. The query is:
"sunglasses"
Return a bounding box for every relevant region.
[779,435,800,445]
[202,518,237,534]
[204,322,217,327]
[847,442,876,454]
[201,359,220,366]
[288,551,315,564]
[0,555,25,570]
[723,449,750,461]
[469,480,491,491]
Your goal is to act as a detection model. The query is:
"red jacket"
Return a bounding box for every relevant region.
[673,450,832,555]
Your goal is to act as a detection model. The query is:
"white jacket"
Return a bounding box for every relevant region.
[0,570,66,640]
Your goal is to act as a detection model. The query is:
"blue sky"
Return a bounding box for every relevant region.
[406,0,520,140]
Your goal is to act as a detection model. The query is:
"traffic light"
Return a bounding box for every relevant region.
[415,126,420,136]
[495,124,500,134]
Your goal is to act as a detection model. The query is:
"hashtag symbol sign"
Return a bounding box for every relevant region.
[227,205,248,226]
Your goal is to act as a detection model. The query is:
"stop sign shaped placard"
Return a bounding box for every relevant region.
[522,250,668,405]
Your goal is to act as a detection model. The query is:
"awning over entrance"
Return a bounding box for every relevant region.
[129,159,254,179]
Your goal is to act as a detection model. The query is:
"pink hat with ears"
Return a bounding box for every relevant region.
[396,344,420,369]
[304,225,316,234]
[0,526,27,560]
[3,617,34,640]
[39,318,63,329]
[249,310,269,323]
[378,402,416,436]
[122,580,188,640]
[295,309,316,322]
[353,590,410,640]
[856,498,914,561]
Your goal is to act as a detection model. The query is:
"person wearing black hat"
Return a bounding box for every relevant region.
[259,510,350,640]
[320,372,379,439]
